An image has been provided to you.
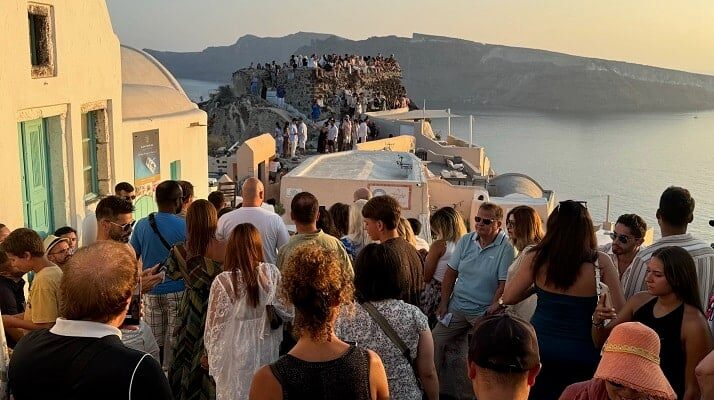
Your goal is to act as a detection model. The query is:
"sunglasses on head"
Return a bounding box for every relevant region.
[609,232,639,245]
[475,216,496,225]
[557,200,587,210]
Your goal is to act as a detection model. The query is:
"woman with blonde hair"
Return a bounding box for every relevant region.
[250,245,389,400]
[166,199,225,400]
[341,199,374,260]
[205,223,289,400]
[420,207,467,325]
[504,205,544,321]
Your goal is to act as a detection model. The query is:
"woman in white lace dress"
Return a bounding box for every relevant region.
[204,223,291,400]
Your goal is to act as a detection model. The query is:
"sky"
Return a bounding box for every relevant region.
[106,0,714,75]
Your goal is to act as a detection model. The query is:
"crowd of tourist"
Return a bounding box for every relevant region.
[0,180,713,400]
[251,53,401,78]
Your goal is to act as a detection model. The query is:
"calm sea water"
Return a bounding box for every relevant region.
[432,110,714,240]
[178,79,224,102]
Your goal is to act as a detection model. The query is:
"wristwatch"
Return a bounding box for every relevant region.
[498,296,506,308]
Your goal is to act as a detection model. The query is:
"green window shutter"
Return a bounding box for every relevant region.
[170,160,182,180]
[82,111,99,202]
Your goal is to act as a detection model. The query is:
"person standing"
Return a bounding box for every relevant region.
[433,202,516,398]
[421,207,467,326]
[599,214,647,279]
[593,246,713,400]
[362,195,424,308]
[115,181,136,204]
[311,100,321,123]
[53,226,78,252]
[298,118,308,155]
[250,245,389,400]
[357,119,370,143]
[326,120,338,153]
[341,116,353,151]
[282,121,290,158]
[336,244,439,399]
[43,235,72,270]
[273,122,283,156]
[8,242,172,399]
[503,200,625,400]
[504,205,544,321]
[216,178,289,265]
[289,119,299,159]
[3,229,62,330]
[622,186,714,309]
[205,223,289,400]
[166,200,225,400]
[131,180,186,370]
[467,314,542,400]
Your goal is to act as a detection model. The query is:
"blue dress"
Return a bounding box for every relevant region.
[529,285,600,400]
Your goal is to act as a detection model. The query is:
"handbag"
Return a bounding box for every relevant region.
[361,302,423,390]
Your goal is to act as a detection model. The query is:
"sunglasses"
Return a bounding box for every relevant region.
[475,216,496,225]
[557,200,588,210]
[506,219,516,228]
[110,220,136,232]
[609,232,639,245]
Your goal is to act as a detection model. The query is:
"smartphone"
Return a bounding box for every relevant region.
[124,282,141,326]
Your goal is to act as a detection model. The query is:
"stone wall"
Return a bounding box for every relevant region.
[232,65,407,118]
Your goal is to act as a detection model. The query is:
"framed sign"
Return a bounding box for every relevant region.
[368,184,412,210]
[133,130,160,188]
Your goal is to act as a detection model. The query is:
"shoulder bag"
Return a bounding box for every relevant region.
[361,302,423,389]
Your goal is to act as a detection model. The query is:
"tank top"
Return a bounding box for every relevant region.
[434,241,456,282]
[269,345,372,400]
[632,298,686,399]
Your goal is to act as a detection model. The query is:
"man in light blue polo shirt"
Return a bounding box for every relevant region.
[130,180,186,370]
[433,202,516,398]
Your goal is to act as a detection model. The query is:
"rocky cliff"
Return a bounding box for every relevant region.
[148,32,714,112]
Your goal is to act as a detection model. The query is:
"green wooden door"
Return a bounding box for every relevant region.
[19,119,53,236]
[133,195,157,221]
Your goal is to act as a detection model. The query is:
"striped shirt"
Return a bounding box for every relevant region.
[622,233,714,308]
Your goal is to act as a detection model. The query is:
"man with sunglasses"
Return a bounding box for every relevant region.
[599,214,647,279]
[433,202,516,398]
[43,235,73,270]
[96,195,135,243]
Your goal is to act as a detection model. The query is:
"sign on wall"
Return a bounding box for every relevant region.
[133,130,160,194]
[368,184,412,210]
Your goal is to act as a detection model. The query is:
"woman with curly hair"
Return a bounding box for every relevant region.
[250,245,389,400]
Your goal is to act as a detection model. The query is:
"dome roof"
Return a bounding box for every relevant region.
[487,173,545,198]
[120,45,198,120]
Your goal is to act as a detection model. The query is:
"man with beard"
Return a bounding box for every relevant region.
[96,195,135,243]
[599,214,647,279]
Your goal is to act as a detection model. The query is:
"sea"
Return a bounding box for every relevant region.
[179,79,714,241]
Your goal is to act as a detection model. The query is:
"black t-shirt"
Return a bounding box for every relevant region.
[9,329,172,400]
[0,276,25,315]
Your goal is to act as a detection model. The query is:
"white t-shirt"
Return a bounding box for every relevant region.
[289,124,298,142]
[216,206,290,264]
[298,122,308,137]
[357,122,370,141]
[327,125,338,141]
[269,160,281,173]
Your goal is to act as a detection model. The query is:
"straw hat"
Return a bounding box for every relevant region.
[595,322,676,400]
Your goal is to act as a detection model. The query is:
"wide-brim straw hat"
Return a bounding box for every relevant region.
[594,322,676,400]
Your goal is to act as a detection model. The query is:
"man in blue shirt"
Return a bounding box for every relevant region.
[130,180,186,370]
[433,202,516,399]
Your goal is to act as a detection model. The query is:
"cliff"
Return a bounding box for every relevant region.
[148,32,714,113]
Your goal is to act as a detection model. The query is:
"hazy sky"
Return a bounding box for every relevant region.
[107,0,714,75]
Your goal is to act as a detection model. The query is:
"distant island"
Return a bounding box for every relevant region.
[145,32,714,112]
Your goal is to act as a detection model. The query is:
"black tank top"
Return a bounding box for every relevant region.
[269,345,372,400]
[633,298,685,399]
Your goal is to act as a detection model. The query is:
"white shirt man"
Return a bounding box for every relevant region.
[298,120,308,151]
[327,123,338,142]
[357,121,370,143]
[216,178,289,264]
[289,121,299,158]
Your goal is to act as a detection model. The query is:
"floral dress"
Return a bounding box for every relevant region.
[335,299,428,400]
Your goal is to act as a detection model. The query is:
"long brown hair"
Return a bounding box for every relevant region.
[532,201,597,290]
[652,246,703,313]
[507,205,544,251]
[186,199,217,257]
[225,223,264,307]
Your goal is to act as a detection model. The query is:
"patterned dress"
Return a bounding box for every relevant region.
[167,243,222,400]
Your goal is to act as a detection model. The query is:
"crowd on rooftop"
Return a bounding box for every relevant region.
[0,180,713,400]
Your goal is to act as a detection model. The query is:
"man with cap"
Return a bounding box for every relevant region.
[44,235,72,270]
[467,313,541,400]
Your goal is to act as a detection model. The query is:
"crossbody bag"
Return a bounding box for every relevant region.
[361,302,423,389]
